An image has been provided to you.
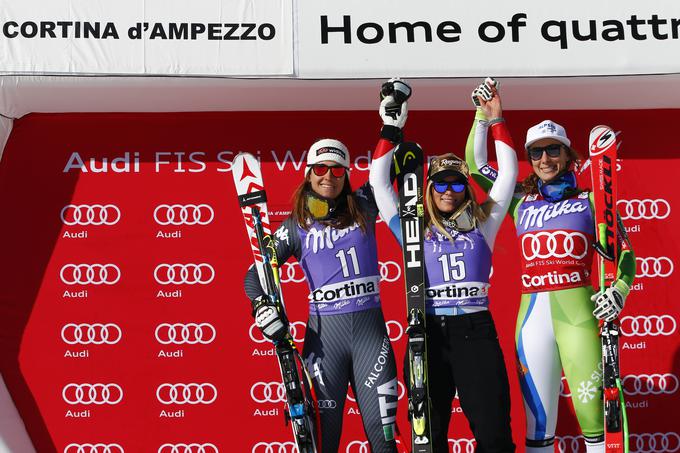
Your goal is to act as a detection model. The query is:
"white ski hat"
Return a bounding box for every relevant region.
[525,120,571,149]
[305,139,350,175]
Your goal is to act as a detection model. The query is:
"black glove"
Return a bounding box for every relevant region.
[379,78,411,143]
[252,295,288,342]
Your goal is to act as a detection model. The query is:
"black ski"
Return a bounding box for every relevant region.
[394,142,432,453]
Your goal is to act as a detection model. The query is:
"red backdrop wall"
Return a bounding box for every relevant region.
[0,110,678,453]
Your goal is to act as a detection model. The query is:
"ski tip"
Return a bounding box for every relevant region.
[394,142,424,169]
[590,125,612,134]
[588,126,617,157]
[233,151,257,164]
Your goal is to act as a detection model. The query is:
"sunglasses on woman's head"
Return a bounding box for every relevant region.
[528,144,563,161]
[433,181,466,194]
[311,164,346,178]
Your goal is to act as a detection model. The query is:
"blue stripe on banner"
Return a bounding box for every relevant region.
[517,293,547,440]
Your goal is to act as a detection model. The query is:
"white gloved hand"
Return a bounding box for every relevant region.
[592,279,630,321]
[379,95,408,129]
[253,295,288,342]
[471,77,499,108]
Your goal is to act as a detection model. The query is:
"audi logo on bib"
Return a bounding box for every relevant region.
[249,321,306,344]
[153,204,215,226]
[156,383,217,405]
[61,323,122,345]
[250,382,286,404]
[61,204,121,226]
[62,383,123,405]
[521,231,588,261]
[154,264,215,285]
[622,374,679,396]
[64,444,124,453]
[620,315,677,336]
[60,264,121,285]
[379,261,401,282]
[316,399,337,409]
[279,262,305,283]
[157,443,219,453]
[636,257,674,278]
[154,323,216,345]
[251,442,296,453]
[617,198,671,220]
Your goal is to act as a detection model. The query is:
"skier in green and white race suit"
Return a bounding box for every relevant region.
[466,80,636,453]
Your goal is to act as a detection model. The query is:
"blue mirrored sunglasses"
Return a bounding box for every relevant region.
[433,182,466,194]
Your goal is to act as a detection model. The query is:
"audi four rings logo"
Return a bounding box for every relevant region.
[521,231,588,261]
[154,264,215,285]
[62,383,123,405]
[251,382,286,404]
[61,323,122,345]
[155,323,216,345]
[448,439,476,453]
[317,399,337,409]
[158,444,218,453]
[620,315,677,336]
[379,261,402,283]
[558,433,680,453]
[636,257,674,278]
[251,442,296,453]
[249,321,306,344]
[622,374,679,396]
[60,264,121,285]
[153,204,215,226]
[347,381,406,403]
[385,320,404,341]
[156,383,217,405]
[279,262,305,283]
[61,204,121,226]
[630,432,680,453]
[618,198,671,220]
[64,444,124,453]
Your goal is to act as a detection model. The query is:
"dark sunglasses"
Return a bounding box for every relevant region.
[528,144,563,161]
[433,181,466,194]
[311,164,346,178]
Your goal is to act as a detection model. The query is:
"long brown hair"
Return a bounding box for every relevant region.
[291,176,368,232]
[521,145,581,195]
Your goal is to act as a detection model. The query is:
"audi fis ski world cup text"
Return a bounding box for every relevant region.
[61,149,375,173]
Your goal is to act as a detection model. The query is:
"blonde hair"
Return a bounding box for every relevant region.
[425,153,489,241]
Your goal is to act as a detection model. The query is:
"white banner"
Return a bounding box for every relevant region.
[297,0,680,78]
[0,0,293,76]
